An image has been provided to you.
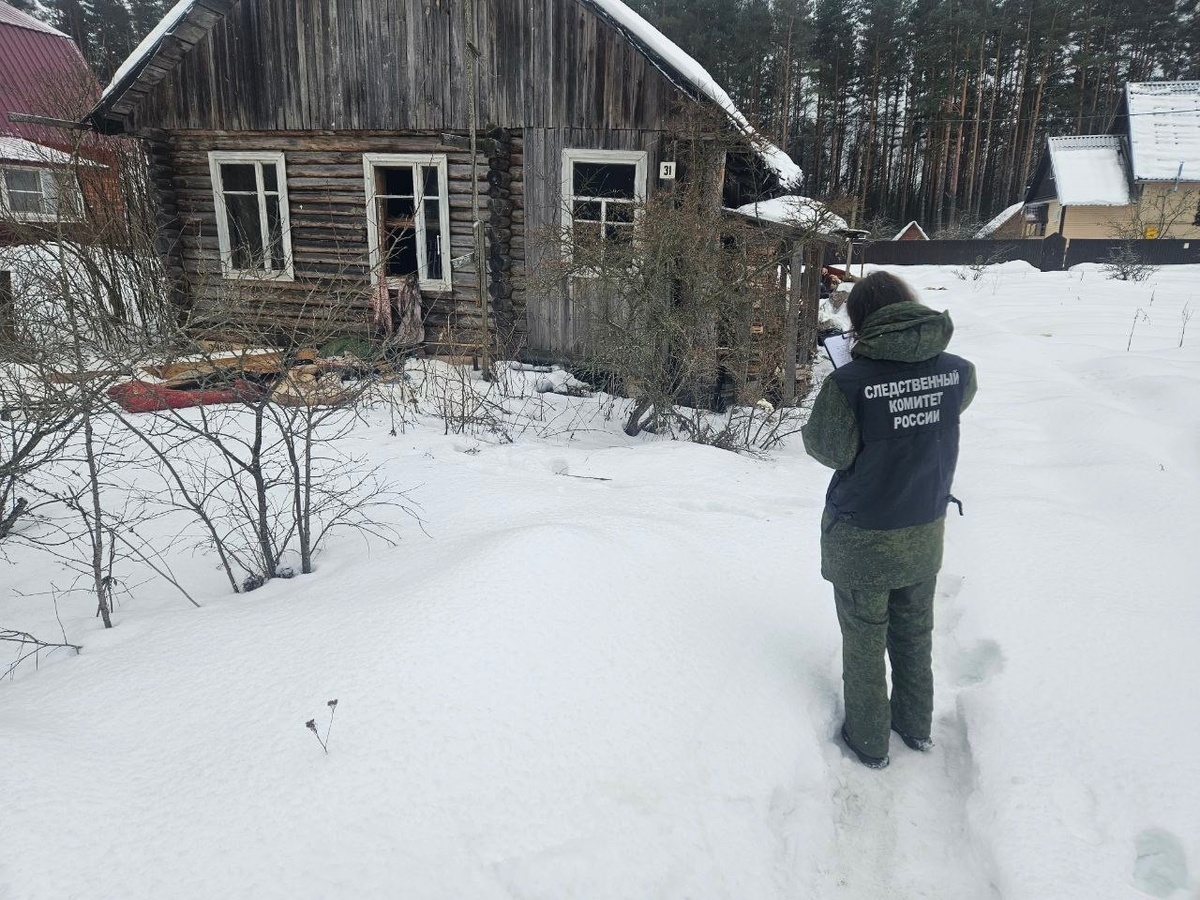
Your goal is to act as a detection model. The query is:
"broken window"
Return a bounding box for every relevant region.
[364,155,451,291]
[208,151,293,279]
[0,166,81,221]
[562,150,647,266]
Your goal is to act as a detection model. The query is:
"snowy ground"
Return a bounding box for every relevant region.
[2,262,1198,899]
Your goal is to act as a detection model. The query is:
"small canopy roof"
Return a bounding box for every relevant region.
[974,201,1024,238]
[0,134,77,165]
[1124,81,1200,183]
[729,195,848,235]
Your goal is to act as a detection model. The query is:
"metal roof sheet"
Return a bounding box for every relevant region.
[0,3,92,147]
[1047,136,1132,206]
[0,134,71,163]
[1125,81,1200,182]
[0,0,67,37]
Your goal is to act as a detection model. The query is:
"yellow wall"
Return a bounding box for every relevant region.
[1039,184,1200,240]
[1133,184,1200,239]
[1055,204,1132,239]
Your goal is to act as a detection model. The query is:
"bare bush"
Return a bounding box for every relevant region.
[1103,244,1157,282]
[526,108,840,450]
[3,119,412,612]
[112,281,417,591]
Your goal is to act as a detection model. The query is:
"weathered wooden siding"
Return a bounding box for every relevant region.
[118,0,697,354]
[129,0,688,134]
[168,130,500,345]
[523,127,667,354]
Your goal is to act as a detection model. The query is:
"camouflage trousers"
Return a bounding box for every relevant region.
[834,578,936,760]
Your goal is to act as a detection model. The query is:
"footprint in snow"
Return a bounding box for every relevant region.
[952,638,1005,687]
[1133,828,1189,898]
[936,573,968,635]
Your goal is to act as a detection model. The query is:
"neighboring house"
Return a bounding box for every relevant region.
[973,201,1023,239]
[0,1,94,241]
[891,221,928,241]
[85,0,814,358]
[1024,82,1200,240]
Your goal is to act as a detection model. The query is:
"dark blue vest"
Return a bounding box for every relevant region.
[826,352,970,530]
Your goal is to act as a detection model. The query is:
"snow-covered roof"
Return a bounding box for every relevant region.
[729,196,848,234]
[891,220,928,240]
[99,0,194,104]
[1124,81,1200,183]
[0,134,74,165]
[1047,136,1132,206]
[94,0,804,191]
[974,201,1024,238]
[584,0,801,189]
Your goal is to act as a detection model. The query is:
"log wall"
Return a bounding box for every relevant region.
[166,130,509,348]
[112,0,700,354]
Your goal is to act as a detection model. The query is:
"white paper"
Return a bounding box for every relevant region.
[823,332,855,368]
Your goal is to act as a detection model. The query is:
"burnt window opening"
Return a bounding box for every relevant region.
[365,156,450,290]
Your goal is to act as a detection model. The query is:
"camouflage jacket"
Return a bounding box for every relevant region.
[802,302,978,589]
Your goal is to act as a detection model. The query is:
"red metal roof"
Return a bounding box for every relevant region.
[0,1,67,35]
[0,0,94,150]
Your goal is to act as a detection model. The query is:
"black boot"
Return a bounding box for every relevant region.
[891,724,934,752]
[841,724,889,769]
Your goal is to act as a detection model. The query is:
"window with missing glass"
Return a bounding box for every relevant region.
[562,149,647,264]
[208,151,293,279]
[363,154,451,292]
[0,166,81,221]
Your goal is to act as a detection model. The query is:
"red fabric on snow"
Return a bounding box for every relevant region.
[107,379,264,413]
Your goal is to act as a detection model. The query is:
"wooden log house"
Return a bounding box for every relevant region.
[86,0,824,366]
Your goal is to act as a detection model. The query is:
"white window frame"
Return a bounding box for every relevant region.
[561,148,648,270]
[0,165,83,223]
[363,153,453,293]
[208,150,294,281]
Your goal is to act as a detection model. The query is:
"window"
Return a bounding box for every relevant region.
[0,166,81,221]
[1023,203,1048,238]
[562,149,647,265]
[363,154,451,292]
[208,151,293,280]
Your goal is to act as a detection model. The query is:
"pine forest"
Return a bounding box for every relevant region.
[15,0,1200,234]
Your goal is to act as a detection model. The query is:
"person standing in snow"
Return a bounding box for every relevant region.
[801,272,977,769]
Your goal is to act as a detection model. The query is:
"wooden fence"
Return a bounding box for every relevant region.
[854,235,1200,271]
